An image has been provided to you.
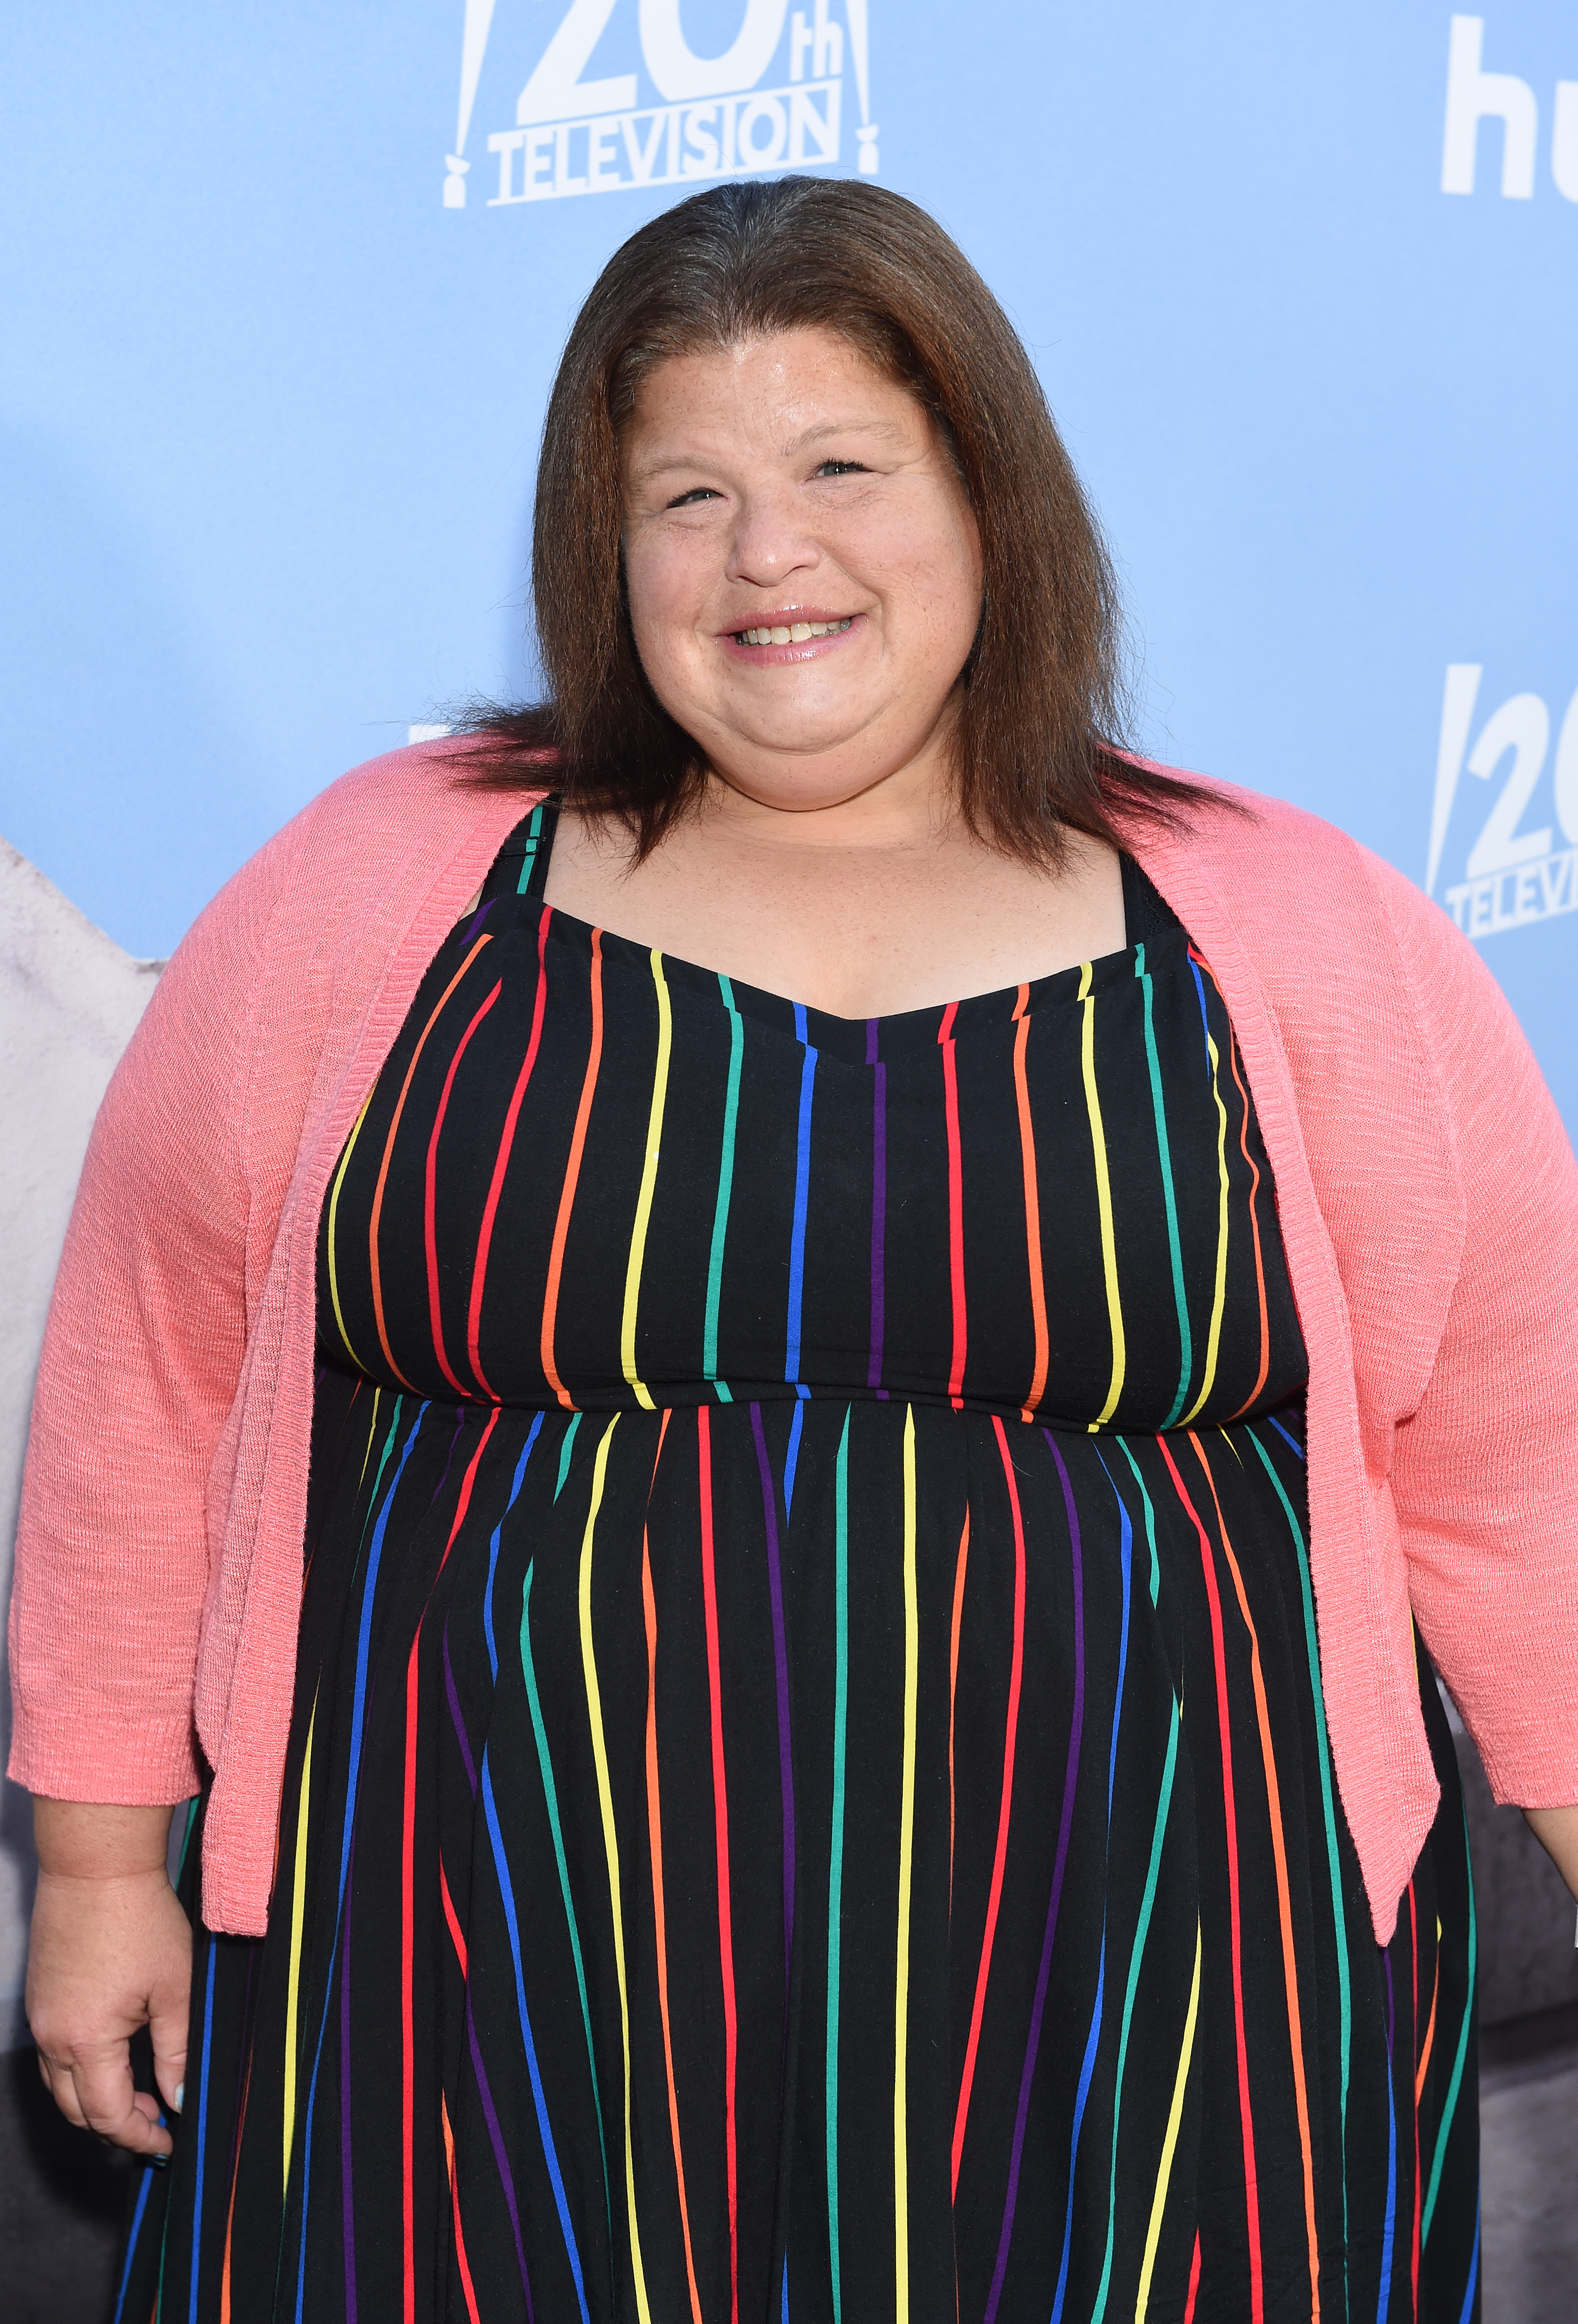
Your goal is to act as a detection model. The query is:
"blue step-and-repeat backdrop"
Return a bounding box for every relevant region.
[3,2,1575,1094]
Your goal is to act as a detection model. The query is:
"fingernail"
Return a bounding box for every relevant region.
[174,2083,184,2113]
[150,2153,169,2170]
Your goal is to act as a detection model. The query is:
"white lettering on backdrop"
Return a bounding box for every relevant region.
[1428,664,1578,937]
[442,0,876,210]
[1441,15,1578,201]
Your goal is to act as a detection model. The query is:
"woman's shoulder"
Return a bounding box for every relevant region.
[1126,758,1463,979]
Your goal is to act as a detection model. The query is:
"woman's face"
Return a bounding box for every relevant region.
[620,326,983,816]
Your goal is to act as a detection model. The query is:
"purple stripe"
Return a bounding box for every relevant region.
[867,1034,887,1396]
[461,897,496,944]
[466,1990,536,2322]
[443,1621,479,1798]
[982,1435,1088,2324]
[340,1875,358,2321]
[750,1403,797,1984]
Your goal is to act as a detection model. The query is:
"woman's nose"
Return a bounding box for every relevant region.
[724,487,824,590]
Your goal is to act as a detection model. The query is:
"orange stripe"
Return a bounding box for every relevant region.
[425,982,502,1394]
[439,1855,468,1979]
[441,2091,483,2324]
[541,928,604,1410]
[1158,1433,1263,2324]
[938,1002,967,1408]
[1189,1431,1318,2321]
[640,1415,704,2324]
[468,908,552,1396]
[1223,1021,1270,1419]
[1010,988,1049,1419]
[951,1423,1025,2194]
[947,1509,970,1916]
[369,934,493,1389]
[403,1408,500,2324]
[698,1406,740,2324]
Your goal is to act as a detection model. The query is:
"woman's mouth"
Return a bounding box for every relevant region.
[729,616,854,646]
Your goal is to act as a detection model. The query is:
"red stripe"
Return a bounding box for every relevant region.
[641,1415,705,2324]
[1410,1881,1422,2313]
[402,1408,500,2324]
[697,1407,739,2324]
[468,909,552,1396]
[425,982,502,1394]
[938,1003,967,1408]
[951,1423,1025,2193]
[947,1509,971,1917]
[1158,1434,1263,2324]
[442,2093,483,2324]
[542,927,603,1410]
[1190,1433,1318,2317]
[1183,2230,1202,2322]
[370,934,492,1391]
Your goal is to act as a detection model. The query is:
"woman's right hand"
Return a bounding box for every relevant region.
[27,1799,191,2159]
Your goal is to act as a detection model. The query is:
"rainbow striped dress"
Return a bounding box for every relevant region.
[121,807,1480,2323]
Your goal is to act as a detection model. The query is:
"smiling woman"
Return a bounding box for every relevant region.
[15,176,1578,2324]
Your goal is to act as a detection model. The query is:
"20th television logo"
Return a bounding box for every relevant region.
[442,0,875,209]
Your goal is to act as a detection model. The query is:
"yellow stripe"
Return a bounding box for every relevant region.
[1134,1920,1201,2318]
[1079,964,1126,1428]
[620,952,672,1412]
[1179,1033,1230,1425]
[326,1093,374,1370]
[893,1406,919,2324]
[578,1416,653,2324]
[282,1693,318,2193]
[357,1387,383,1492]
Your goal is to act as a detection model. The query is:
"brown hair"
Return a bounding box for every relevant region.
[460,174,1201,860]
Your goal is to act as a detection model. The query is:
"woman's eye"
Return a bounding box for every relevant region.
[664,486,721,509]
[815,458,867,478]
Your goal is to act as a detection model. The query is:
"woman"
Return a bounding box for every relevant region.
[14,177,1578,2324]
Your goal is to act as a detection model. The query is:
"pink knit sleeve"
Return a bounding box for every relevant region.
[6,828,293,1803]
[1375,858,1578,1808]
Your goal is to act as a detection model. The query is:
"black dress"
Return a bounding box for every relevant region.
[120,806,1479,2323]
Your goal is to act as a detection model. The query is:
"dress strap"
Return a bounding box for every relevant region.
[1120,851,1185,948]
[487,798,561,902]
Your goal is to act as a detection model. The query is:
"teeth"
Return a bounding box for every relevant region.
[736,618,853,646]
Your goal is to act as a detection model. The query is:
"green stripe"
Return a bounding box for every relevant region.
[1422,1794,1476,2245]
[826,1407,852,2324]
[514,801,546,893]
[554,1412,582,1503]
[520,1561,613,2237]
[1135,945,1192,1426]
[1114,1436,1162,1606]
[1246,1420,1352,2310]
[1090,1691,1182,2324]
[703,975,744,1403]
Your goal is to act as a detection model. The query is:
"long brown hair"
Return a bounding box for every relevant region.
[459,174,1202,860]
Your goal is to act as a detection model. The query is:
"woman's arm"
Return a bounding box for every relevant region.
[1523,1804,1578,1904]
[28,1798,191,2158]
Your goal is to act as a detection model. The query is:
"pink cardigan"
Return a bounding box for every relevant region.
[10,741,1578,1942]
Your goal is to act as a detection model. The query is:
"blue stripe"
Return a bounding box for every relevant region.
[481,1743,592,2324]
[186,1944,217,2323]
[785,1006,817,1386]
[1375,1953,1398,2323]
[295,1399,427,2321]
